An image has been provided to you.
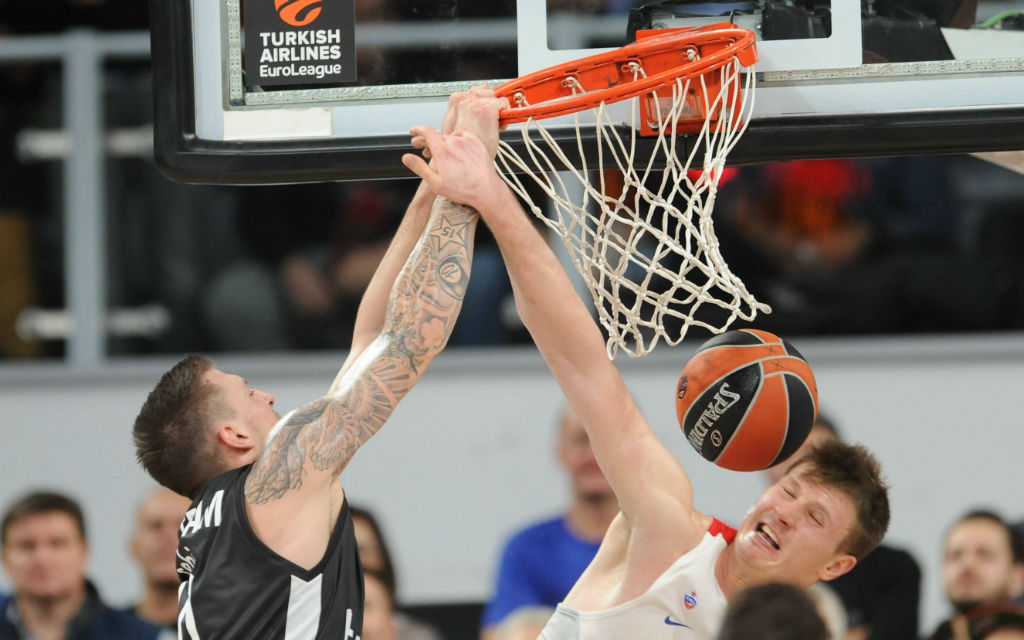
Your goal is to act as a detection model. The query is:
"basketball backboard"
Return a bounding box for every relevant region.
[149,0,1024,184]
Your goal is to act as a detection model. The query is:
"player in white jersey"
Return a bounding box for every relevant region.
[404,92,891,640]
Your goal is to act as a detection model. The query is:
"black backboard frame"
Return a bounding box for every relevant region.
[150,0,1024,185]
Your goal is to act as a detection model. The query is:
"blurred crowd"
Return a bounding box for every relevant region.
[0,0,1021,360]
[4,408,1024,639]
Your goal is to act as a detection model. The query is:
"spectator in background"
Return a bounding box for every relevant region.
[0,490,160,639]
[480,407,617,639]
[1017,520,1024,608]
[201,181,400,352]
[714,156,1013,336]
[350,506,444,640]
[717,582,829,640]
[964,602,1024,640]
[764,412,921,640]
[202,177,517,352]
[927,510,1024,640]
[127,487,191,632]
[363,569,400,640]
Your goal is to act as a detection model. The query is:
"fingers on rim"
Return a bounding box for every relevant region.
[401,153,432,178]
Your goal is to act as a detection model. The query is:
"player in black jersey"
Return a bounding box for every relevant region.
[131,89,509,640]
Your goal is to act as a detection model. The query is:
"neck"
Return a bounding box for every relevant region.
[565,494,618,540]
[714,544,745,600]
[136,581,180,626]
[15,586,86,640]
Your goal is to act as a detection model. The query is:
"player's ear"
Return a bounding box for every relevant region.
[819,554,856,581]
[217,423,253,452]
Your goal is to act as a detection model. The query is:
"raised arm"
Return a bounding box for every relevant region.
[244,93,505,504]
[331,89,487,388]
[247,195,477,500]
[405,118,707,549]
[328,179,436,390]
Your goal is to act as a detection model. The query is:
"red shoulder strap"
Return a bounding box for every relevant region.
[708,518,738,544]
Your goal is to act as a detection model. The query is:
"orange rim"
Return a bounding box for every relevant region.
[495,22,757,125]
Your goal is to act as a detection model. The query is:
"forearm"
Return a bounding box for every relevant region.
[317,195,477,469]
[250,196,478,493]
[331,180,435,391]
[484,189,608,380]
[382,196,478,366]
[483,187,694,519]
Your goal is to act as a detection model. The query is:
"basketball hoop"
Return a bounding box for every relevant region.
[492,23,770,359]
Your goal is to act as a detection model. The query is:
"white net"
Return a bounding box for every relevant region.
[495,55,770,359]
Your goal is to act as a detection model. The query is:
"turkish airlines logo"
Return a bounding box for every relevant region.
[275,0,323,27]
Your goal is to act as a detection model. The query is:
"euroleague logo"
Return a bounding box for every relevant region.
[275,0,323,27]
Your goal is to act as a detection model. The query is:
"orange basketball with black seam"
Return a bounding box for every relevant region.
[675,329,817,471]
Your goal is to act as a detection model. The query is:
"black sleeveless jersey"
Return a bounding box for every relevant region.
[176,465,364,639]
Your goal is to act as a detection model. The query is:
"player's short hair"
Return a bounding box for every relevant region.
[133,354,223,498]
[1,491,86,545]
[949,509,1024,564]
[790,440,890,559]
[718,582,828,640]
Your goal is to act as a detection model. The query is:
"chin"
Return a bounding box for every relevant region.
[951,598,984,614]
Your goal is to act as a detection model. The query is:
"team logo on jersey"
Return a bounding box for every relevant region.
[176,545,197,578]
[684,591,698,609]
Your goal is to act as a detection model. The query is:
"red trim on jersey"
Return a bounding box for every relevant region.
[708,518,738,544]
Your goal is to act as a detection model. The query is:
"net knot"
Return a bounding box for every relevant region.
[685,48,699,61]
[561,76,584,93]
[622,61,645,80]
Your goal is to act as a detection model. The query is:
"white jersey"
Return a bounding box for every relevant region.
[539,519,737,640]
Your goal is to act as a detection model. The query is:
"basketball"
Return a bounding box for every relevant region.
[675,329,818,472]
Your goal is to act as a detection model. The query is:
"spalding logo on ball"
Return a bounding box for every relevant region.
[676,328,817,472]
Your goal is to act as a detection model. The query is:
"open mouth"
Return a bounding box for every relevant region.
[756,523,781,550]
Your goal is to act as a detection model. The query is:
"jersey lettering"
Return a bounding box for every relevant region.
[181,489,224,537]
[345,607,361,640]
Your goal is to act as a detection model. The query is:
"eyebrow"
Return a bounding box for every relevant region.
[791,477,833,524]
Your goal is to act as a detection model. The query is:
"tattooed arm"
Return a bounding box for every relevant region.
[330,87,497,389]
[246,196,478,500]
[327,178,435,392]
[241,92,504,568]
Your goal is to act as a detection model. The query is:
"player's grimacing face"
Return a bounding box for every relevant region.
[736,470,857,585]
